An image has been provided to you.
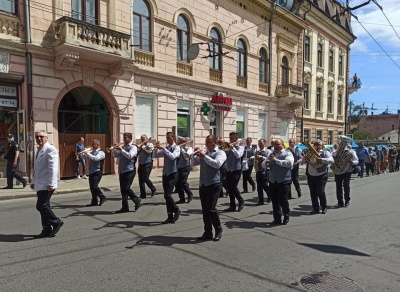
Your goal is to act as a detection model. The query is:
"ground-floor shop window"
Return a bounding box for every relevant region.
[177,101,192,138]
[136,95,154,139]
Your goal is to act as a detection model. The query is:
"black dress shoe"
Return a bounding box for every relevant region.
[22,181,27,189]
[266,198,271,204]
[139,195,147,199]
[134,198,141,211]
[86,203,98,207]
[252,185,256,192]
[175,199,186,204]
[241,190,248,194]
[321,208,327,214]
[256,202,264,205]
[115,208,130,214]
[297,190,302,198]
[33,230,53,239]
[172,210,181,223]
[50,220,64,236]
[224,207,236,212]
[345,201,350,207]
[238,201,244,212]
[162,217,173,224]
[335,203,344,208]
[282,216,289,225]
[213,228,223,241]
[196,233,213,241]
[151,189,157,197]
[2,186,12,189]
[99,197,107,206]
[187,195,193,204]
[309,209,319,214]
[269,220,282,225]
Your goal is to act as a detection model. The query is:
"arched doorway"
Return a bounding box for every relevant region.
[58,87,112,178]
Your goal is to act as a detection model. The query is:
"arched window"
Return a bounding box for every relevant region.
[259,48,269,83]
[209,28,222,71]
[237,39,247,77]
[133,0,151,51]
[177,15,190,62]
[281,56,289,85]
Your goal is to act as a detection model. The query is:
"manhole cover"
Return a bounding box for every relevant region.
[300,272,364,292]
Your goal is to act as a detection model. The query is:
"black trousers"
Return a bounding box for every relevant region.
[36,190,59,231]
[119,170,139,209]
[306,173,328,210]
[6,160,26,188]
[269,181,291,221]
[199,183,222,235]
[255,171,269,204]
[288,166,301,198]
[89,171,105,203]
[226,170,243,208]
[335,171,352,204]
[162,172,179,214]
[220,166,228,197]
[138,162,156,196]
[176,166,193,201]
[242,164,255,191]
[365,162,374,176]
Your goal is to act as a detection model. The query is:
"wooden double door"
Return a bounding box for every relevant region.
[59,133,113,178]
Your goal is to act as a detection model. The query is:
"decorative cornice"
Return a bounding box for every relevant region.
[317,33,325,43]
[316,76,324,87]
[109,61,135,78]
[55,51,79,70]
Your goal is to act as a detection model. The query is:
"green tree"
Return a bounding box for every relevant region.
[350,128,372,140]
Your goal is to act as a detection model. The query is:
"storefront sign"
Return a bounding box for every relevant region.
[0,85,18,110]
[0,52,10,73]
[210,95,232,111]
[277,111,294,119]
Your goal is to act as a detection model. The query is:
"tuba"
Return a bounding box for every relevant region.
[302,139,324,168]
[330,135,353,175]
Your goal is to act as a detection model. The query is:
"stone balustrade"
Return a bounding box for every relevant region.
[176,62,192,76]
[209,69,222,83]
[0,14,19,37]
[259,83,268,93]
[134,49,154,67]
[236,76,247,88]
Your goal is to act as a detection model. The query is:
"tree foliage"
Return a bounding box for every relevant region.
[350,127,372,140]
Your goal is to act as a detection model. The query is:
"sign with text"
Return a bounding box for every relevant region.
[0,85,18,110]
[210,95,232,111]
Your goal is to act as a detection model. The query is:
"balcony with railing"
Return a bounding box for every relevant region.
[0,13,21,41]
[53,16,131,61]
[209,69,222,83]
[176,61,192,76]
[134,49,154,67]
[348,78,362,94]
[236,76,247,88]
[259,83,268,93]
[275,84,304,108]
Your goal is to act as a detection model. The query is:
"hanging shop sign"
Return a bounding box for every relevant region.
[0,85,18,110]
[210,95,232,111]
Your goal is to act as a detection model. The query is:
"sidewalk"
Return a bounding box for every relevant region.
[0,164,333,201]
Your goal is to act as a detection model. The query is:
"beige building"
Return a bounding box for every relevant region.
[300,0,356,145]
[0,0,309,178]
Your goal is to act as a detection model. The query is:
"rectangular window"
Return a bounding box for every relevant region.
[72,0,98,24]
[280,119,289,142]
[338,131,343,136]
[328,131,333,144]
[317,43,323,67]
[135,96,154,139]
[338,93,342,115]
[304,36,310,62]
[303,129,310,140]
[304,83,309,109]
[177,101,192,138]
[329,50,334,72]
[316,130,322,141]
[258,113,267,139]
[236,108,246,139]
[328,91,333,113]
[338,55,343,76]
[0,0,17,14]
[316,88,322,111]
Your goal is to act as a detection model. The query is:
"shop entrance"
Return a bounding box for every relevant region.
[58,87,112,178]
[209,111,221,137]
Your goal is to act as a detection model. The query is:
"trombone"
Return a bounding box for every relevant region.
[106,143,124,153]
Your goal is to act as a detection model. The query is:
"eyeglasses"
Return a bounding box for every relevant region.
[35,135,47,139]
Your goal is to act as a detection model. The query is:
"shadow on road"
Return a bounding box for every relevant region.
[126,235,200,248]
[224,220,284,229]
[94,220,162,230]
[298,243,370,256]
[63,210,116,218]
[0,234,37,242]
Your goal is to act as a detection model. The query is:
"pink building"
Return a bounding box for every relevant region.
[358,114,400,139]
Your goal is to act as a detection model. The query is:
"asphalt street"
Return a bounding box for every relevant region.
[0,173,399,291]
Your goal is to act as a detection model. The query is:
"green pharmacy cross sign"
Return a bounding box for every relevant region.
[201,102,211,116]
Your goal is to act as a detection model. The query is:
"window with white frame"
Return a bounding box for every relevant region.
[258,113,267,139]
[236,108,246,139]
[135,95,154,139]
[177,100,192,138]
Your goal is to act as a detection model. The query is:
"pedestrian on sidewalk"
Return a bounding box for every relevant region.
[287,138,303,198]
[154,132,181,224]
[82,139,107,207]
[380,147,388,174]
[365,146,376,176]
[252,138,271,205]
[302,140,334,214]
[241,137,256,194]
[75,137,87,179]
[31,130,63,238]
[2,133,27,189]
[262,138,294,225]
[193,135,226,242]
[112,132,141,213]
[175,137,194,204]
[355,142,369,178]
[388,146,397,173]
[137,134,156,199]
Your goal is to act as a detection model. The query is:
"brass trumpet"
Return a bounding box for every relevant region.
[106,143,124,153]
[138,137,154,154]
[222,139,243,151]
[76,147,92,155]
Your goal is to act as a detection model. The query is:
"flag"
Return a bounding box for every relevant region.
[372,0,383,11]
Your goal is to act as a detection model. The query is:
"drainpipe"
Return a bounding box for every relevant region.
[268,1,277,96]
[345,45,351,134]
[24,0,33,182]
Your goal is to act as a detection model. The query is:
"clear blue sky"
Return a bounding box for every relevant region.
[349,0,400,115]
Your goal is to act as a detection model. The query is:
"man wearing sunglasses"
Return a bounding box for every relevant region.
[31,130,63,238]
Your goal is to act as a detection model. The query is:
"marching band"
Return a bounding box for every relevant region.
[63,133,361,240]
